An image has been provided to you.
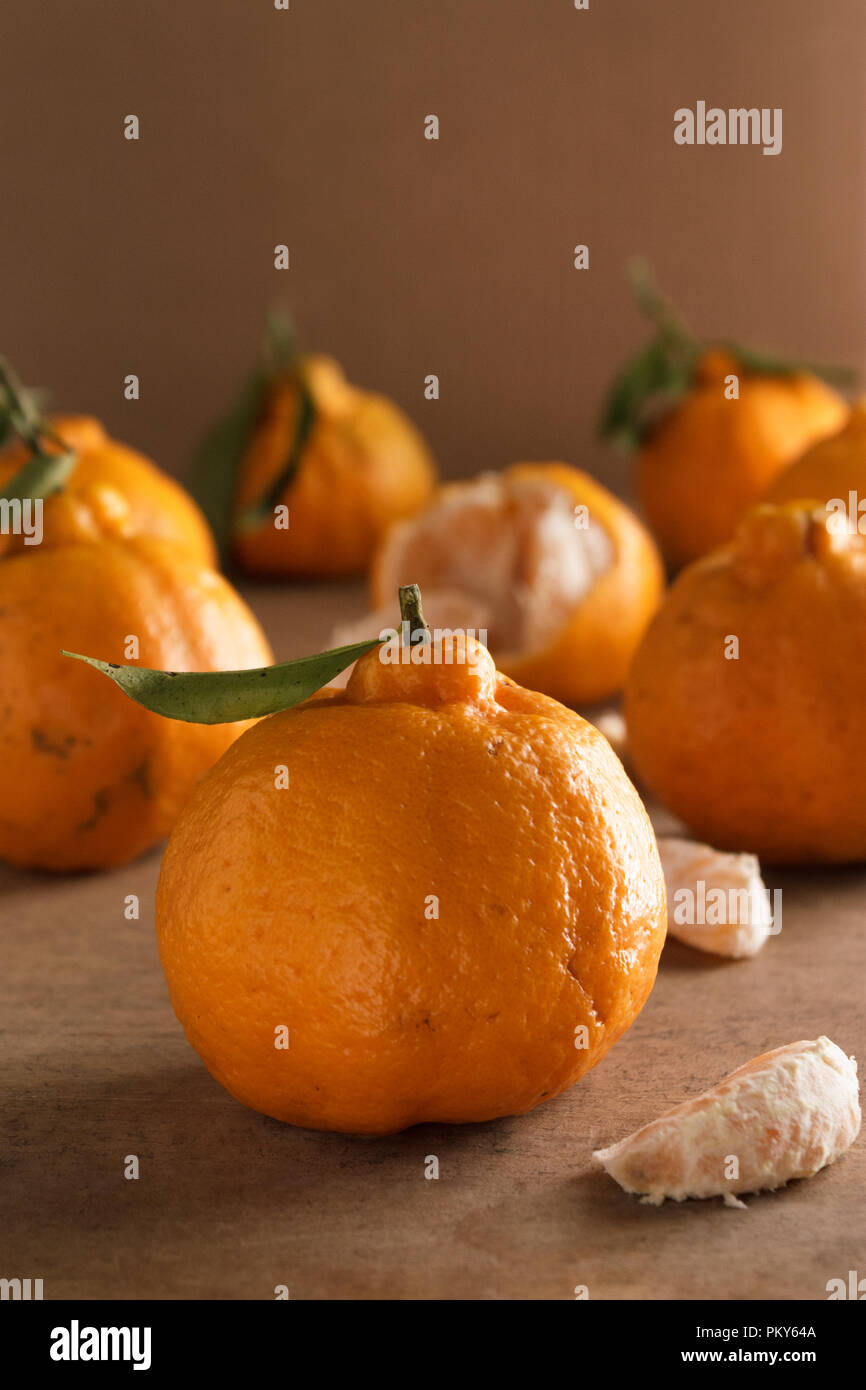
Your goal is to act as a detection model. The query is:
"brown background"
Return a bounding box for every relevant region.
[2,0,865,498]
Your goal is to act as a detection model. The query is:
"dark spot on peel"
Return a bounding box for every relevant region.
[127,758,153,798]
[31,728,77,759]
[76,787,111,832]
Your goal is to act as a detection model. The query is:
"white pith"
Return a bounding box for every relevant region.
[366,474,614,661]
[594,1037,861,1207]
[657,835,773,959]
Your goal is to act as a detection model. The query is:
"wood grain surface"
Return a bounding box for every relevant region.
[2,583,863,1300]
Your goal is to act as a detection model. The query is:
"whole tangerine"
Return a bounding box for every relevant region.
[636,351,846,569]
[624,500,866,863]
[231,354,436,578]
[0,413,216,568]
[766,398,866,524]
[155,622,667,1133]
[0,480,272,870]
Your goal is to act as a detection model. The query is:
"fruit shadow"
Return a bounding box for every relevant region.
[572,1155,832,1225]
[0,846,164,891]
[2,1056,525,1259]
[658,937,744,974]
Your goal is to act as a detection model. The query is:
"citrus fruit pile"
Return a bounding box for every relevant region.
[3,276,863,1209]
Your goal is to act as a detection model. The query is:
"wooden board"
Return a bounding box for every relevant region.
[2,582,863,1300]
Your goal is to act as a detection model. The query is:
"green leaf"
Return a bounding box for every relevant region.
[598,258,857,452]
[264,306,299,374]
[234,369,316,532]
[0,449,76,502]
[60,638,384,724]
[0,357,69,457]
[599,261,701,453]
[188,307,318,555]
[723,342,857,388]
[626,257,695,349]
[599,338,698,452]
[189,367,270,554]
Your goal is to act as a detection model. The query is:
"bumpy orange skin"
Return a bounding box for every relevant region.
[625,502,866,864]
[156,636,667,1134]
[232,356,436,578]
[0,486,272,871]
[637,353,846,570]
[767,399,866,511]
[0,415,216,568]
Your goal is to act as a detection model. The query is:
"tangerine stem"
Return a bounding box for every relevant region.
[627,257,695,349]
[399,584,430,645]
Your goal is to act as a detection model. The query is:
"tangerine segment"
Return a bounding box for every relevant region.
[594,1037,860,1207]
[658,836,773,959]
[155,635,667,1134]
[369,464,664,705]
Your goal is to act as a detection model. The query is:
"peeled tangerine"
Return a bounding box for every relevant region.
[657,836,772,958]
[594,1037,860,1207]
[346,463,664,706]
[155,631,667,1134]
